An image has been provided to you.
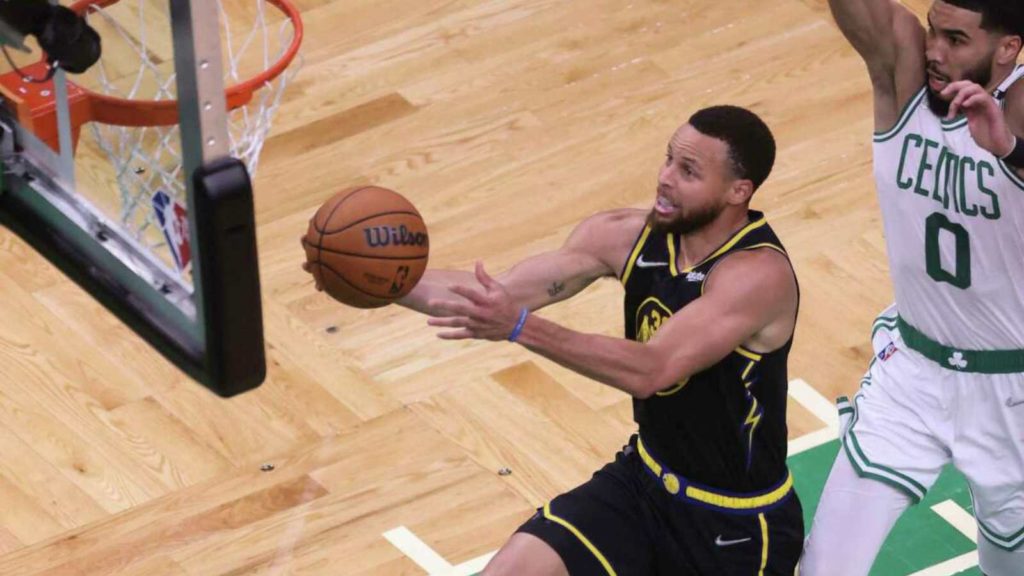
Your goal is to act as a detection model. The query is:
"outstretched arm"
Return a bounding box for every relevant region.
[398,209,640,317]
[428,250,798,399]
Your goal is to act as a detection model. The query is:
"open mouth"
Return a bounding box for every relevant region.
[927,71,949,92]
[654,195,677,215]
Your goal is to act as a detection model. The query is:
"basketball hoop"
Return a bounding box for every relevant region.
[0,0,302,277]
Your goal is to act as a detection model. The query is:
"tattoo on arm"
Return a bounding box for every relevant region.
[547,281,566,298]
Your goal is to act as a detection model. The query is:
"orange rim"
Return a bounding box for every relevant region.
[66,0,303,127]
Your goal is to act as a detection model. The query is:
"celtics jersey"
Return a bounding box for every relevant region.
[621,212,797,492]
[872,67,1024,351]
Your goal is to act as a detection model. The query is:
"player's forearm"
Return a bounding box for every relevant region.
[398,269,475,316]
[514,314,677,399]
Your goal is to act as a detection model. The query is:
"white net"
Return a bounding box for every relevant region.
[76,0,300,281]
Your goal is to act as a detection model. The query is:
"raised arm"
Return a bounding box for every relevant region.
[829,0,927,129]
[398,209,642,317]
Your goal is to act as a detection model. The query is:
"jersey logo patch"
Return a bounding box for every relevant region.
[685,271,705,282]
[636,255,668,268]
[877,342,899,362]
[715,535,752,547]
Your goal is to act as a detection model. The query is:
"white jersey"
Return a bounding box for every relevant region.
[872,67,1024,351]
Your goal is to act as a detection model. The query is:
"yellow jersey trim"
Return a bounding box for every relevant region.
[637,436,793,511]
[667,232,679,276]
[676,216,767,276]
[620,225,652,285]
[735,347,763,362]
[655,377,689,397]
[543,503,617,575]
[741,359,757,381]
[758,513,769,575]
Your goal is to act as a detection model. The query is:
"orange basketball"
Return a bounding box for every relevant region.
[303,186,429,308]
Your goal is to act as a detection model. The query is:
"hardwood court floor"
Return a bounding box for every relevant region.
[0,0,948,574]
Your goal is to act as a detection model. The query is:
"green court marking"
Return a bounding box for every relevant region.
[791,440,978,575]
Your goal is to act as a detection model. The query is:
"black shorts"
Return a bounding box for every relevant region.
[516,437,804,575]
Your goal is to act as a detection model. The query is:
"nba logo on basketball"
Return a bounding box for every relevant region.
[152,190,191,272]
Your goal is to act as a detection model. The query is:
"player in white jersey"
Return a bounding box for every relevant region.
[801,1,1024,575]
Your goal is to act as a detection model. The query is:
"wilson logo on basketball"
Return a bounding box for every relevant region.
[363,225,428,248]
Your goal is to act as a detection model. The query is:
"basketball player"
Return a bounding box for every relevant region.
[400,106,802,574]
[800,2,1024,575]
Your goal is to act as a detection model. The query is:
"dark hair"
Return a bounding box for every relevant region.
[942,0,1024,39]
[688,105,776,191]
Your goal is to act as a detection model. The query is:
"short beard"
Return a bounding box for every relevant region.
[926,57,994,117]
[647,201,725,236]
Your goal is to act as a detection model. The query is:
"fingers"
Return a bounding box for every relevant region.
[429,298,474,317]
[941,81,987,119]
[426,316,466,328]
[448,284,487,304]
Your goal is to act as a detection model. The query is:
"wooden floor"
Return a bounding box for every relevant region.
[0,0,938,573]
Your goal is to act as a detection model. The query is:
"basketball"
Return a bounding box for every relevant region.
[302,186,429,308]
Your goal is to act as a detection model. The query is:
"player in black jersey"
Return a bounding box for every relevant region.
[387,106,800,574]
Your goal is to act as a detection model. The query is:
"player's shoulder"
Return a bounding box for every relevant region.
[706,245,794,294]
[564,208,648,267]
[574,208,647,240]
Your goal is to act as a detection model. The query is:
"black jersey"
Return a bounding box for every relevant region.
[621,211,797,493]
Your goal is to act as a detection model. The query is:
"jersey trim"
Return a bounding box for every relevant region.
[670,216,769,277]
[542,502,618,575]
[620,225,652,285]
[874,88,927,142]
[997,158,1024,191]
[700,242,787,296]
[896,316,1024,374]
[842,394,927,503]
[976,514,1024,551]
[757,513,769,576]
[637,436,794,513]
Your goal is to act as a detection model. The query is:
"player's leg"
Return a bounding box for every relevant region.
[976,533,1024,576]
[800,453,913,575]
[483,532,568,576]
[953,373,1024,576]
[485,444,654,576]
[803,306,952,575]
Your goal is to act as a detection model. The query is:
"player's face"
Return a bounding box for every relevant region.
[924,2,999,116]
[650,124,734,235]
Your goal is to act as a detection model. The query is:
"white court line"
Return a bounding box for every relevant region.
[383,526,453,573]
[900,499,980,575]
[787,378,840,456]
[931,500,978,543]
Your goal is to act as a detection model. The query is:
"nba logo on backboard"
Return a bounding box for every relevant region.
[152,190,191,272]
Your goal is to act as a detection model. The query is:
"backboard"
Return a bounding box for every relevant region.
[0,0,301,396]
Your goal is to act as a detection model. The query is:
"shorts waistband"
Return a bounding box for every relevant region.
[896,316,1024,374]
[635,436,793,515]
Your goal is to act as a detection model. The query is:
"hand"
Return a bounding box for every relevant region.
[426,262,520,340]
[941,80,1015,157]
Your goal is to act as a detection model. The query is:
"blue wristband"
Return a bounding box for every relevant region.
[508,308,529,342]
